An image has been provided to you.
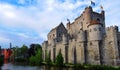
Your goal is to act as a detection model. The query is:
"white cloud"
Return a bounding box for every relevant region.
[0,0,120,48]
[0,37,11,43]
[18,0,26,4]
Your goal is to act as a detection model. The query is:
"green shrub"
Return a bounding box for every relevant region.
[45,51,51,65]
[29,49,42,66]
[29,56,36,65]
[55,51,64,66]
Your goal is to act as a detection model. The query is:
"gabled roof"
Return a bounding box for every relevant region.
[48,22,65,35]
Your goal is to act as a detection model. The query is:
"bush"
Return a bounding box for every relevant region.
[29,49,43,66]
[29,56,36,65]
[55,51,64,66]
[45,51,51,65]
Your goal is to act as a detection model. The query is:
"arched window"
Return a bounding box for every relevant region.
[97,18,100,22]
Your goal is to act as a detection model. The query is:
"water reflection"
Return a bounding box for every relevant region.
[2,63,76,70]
[4,59,8,64]
[0,66,1,70]
[39,65,74,70]
[2,63,38,70]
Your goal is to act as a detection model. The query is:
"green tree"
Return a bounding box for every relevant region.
[55,50,64,66]
[29,55,36,65]
[45,51,51,64]
[13,46,21,57]
[21,44,28,55]
[29,47,43,66]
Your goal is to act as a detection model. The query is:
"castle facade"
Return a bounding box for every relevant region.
[42,6,120,65]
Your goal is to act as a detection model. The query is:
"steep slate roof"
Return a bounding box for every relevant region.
[48,22,65,35]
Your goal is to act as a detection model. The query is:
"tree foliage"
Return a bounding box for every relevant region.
[45,51,51,64]
[55,50,64,66]
[28,44,42,57]
[21,44,28,55]
[29,47,42,66]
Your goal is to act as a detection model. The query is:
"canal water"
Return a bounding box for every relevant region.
[1,63,76,70]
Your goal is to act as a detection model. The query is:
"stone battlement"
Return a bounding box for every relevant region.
[42,6,120,66]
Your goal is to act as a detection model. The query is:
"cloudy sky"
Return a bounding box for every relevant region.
[0,0,120,48]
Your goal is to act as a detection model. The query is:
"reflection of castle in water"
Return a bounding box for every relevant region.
[42,6,120,65]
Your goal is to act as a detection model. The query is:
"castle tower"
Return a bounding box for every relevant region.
[83,6,93,30]
[88,20,103,41]
[87,20,104,65]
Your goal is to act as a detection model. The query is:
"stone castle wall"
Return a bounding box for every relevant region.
[42,6,120,65]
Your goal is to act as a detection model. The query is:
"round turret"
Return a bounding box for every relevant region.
[77,30,86,42]
[88,20,103,41]
[84,6,93,22]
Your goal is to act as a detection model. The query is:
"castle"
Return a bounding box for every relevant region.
[42,6,120,65]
